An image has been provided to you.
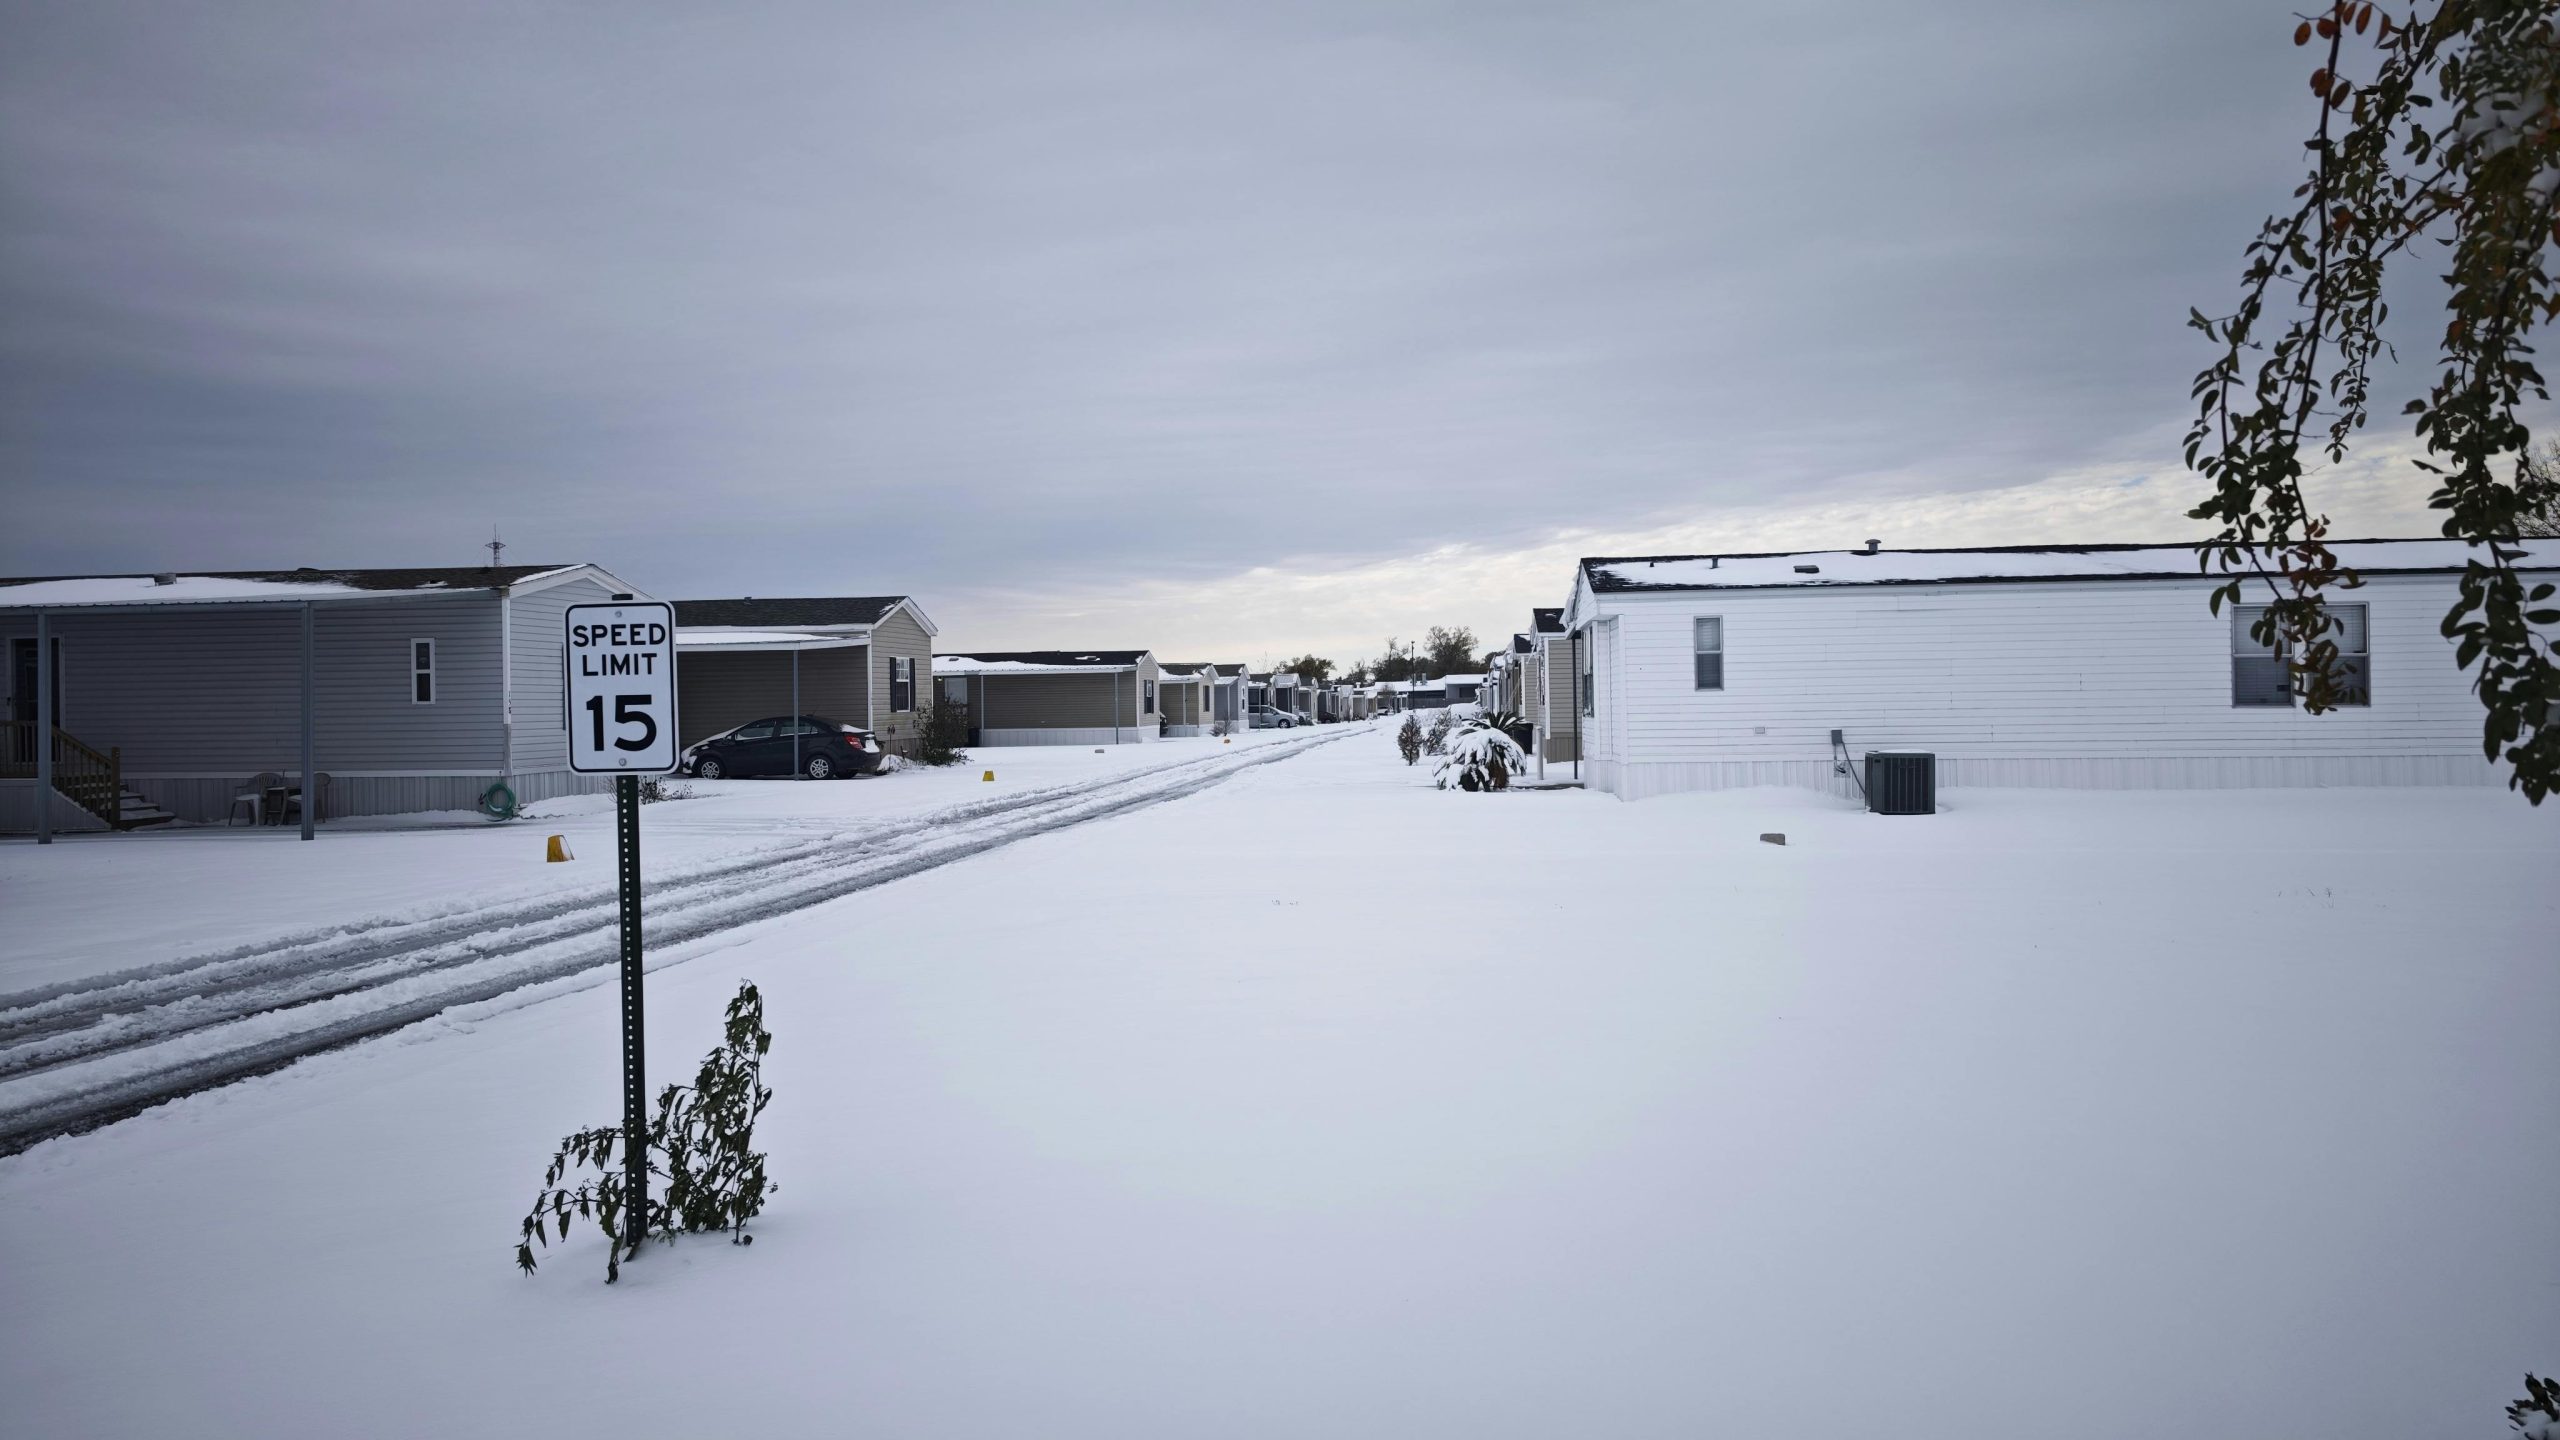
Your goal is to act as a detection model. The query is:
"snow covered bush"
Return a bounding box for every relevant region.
[1396,712,1424,765]
[1424,709,1456,756]
[636,777,694,804]
[1433,719,1525,791]
[516,981,776,1283]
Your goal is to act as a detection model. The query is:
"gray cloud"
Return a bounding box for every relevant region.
[1,1,2396,650]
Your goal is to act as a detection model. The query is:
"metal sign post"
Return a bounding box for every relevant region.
[565,599,680,1257]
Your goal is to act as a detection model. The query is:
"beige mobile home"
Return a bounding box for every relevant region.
[673,595,938,757]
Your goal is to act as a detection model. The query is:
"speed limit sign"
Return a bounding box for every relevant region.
[566,600,681,774]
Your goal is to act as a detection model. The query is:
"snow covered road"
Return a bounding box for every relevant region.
[0,729,1346,1153]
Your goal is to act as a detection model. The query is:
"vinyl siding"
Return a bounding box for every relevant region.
[1577,571,2544,796]
[966,667,1155,739]
[867,606,932,756]
[503,574,619,775]
[2,594,504,774]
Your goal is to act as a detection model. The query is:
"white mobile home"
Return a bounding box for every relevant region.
[934,650,1161,745]
[1561,539,2555,800]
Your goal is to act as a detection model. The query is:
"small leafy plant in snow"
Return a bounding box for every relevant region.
[1424,709,1456,756]
[1396,712,1424,766]
[516,981,776,1283]
[2513,1374,2560,1439]
[1434,718,1525,791]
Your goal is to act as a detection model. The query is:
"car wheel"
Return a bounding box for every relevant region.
[696,757,724,779]
[805,754,834,780]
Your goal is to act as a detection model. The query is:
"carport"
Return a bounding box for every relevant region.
[672,629,870,774]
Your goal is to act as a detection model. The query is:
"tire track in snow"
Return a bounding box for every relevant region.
[0,730,1346,1154]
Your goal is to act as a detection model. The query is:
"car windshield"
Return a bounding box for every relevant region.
[731,723,777,741]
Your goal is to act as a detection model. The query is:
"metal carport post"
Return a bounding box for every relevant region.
[34,610,51,845]
[300,602,315,840]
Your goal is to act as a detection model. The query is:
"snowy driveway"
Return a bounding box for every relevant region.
[2,734,2554,1438]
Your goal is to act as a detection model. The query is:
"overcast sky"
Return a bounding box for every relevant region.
[0,2,2477,664]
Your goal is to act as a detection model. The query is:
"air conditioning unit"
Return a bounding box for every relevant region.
[1863,751,1935,815]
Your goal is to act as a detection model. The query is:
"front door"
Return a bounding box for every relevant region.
[10,637,60,765]
[941,675,977,747]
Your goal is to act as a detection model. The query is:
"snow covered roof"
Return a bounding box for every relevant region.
[1440,673,1485,686]
[672,595,936,635]
[1580,538,2553,594]
[0,565,592,609]
[936,650,1150,675]
[676,629,868,653]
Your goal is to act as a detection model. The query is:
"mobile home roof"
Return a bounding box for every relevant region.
[1581,538,2551,594]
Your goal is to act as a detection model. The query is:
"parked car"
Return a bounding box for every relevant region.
[683,714,883,779]
[1248,704,1298,729]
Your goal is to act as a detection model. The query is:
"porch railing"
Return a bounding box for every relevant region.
[1,719,124,827]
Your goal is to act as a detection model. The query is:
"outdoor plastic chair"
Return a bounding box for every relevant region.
[230,771,283,827]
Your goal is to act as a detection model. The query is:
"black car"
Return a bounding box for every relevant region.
[683,714,884,779]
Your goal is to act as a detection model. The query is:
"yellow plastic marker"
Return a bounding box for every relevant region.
[982,770,995,782]
[545,834,574,862]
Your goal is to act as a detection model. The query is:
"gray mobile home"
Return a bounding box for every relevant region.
[2,565,644,831]
[1156,663,1220,737]
[933,651,1162,745]
[1529,606,1578,771]
[673,595,938,757]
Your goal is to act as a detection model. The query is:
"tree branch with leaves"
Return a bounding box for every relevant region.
[2189,0,2559,800]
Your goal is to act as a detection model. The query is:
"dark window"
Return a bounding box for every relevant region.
[731,721,778,741]
[411,639,435,704]
[1693,617,1724,690]
[780,718,823,736]
[1144,680,1156,715]
[890,656,915,712]
[2233,603,2370,707]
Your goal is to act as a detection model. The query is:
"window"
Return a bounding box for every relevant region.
[1692,617,1724,690]
[2232,603,2369,707]
[1579,634,1594,717]
[940,675,968,705]
[890,656,914,712]
[1143,680,1156,715]
[411,639,435,704]
[732,721,777,741]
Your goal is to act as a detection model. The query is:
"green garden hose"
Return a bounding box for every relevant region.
[478,781,519,821]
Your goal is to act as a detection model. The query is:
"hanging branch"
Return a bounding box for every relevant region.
[2188,0,2560,800]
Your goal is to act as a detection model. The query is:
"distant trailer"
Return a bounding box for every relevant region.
[933,650,1162,746]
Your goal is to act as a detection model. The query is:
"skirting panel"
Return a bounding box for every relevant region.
[0,780,112,834]
[979,727,1156,747]
[1591,752,2508,801]
[1163,724,1209,738]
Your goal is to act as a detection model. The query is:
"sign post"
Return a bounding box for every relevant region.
[565,599,680,1257]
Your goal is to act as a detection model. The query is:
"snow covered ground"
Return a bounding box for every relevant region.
[0,728,1318,997]
[2,735,2553,1438]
